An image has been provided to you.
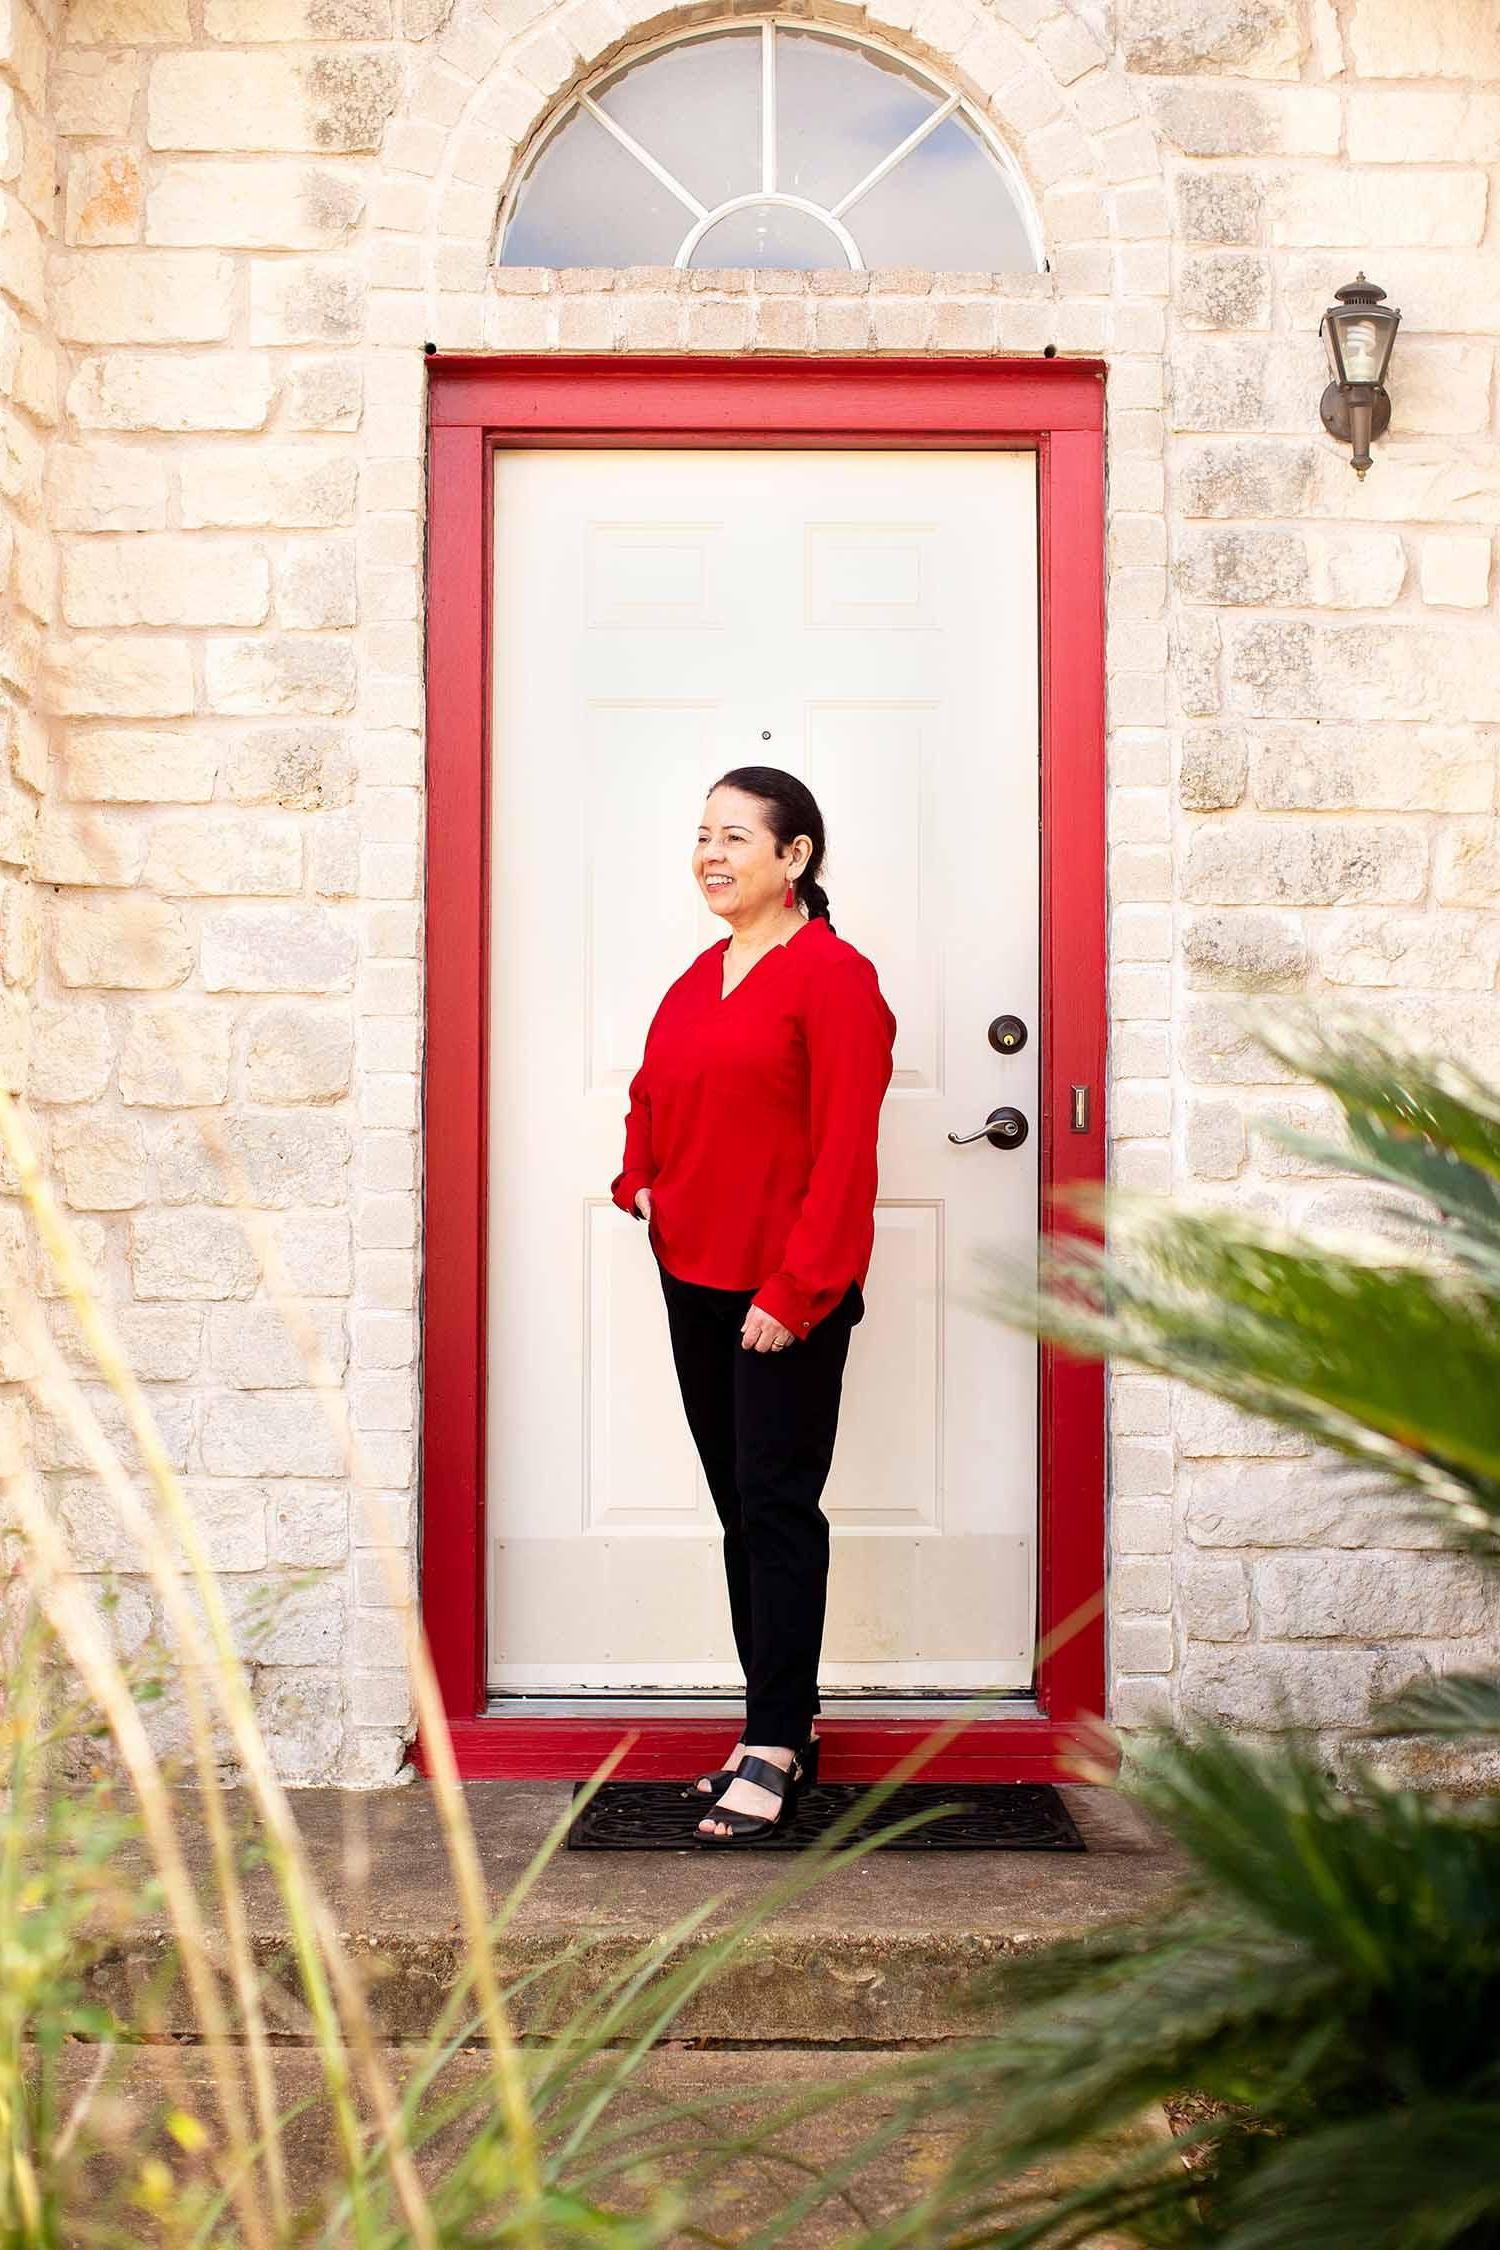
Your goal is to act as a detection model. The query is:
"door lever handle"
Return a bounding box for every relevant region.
[947,1106,1029,1150]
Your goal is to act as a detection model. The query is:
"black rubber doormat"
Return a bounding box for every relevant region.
[566,1780,1085,1851]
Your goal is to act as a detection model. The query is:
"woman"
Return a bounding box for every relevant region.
[610,768,897,1847]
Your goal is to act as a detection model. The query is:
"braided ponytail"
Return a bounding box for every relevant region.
[709,765,835,934]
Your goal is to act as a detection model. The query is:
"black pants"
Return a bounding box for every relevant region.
[653,1248,864,1745]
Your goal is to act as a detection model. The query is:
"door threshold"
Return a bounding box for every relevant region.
[483,1692,1040,1721]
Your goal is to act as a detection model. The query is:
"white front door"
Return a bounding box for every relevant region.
[486,447,1039,1699]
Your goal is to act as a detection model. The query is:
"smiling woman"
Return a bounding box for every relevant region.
[497,18,1043,272]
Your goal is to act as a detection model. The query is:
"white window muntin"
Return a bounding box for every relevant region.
[497,17,1046,274]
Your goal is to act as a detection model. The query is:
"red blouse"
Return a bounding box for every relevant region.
[610,916,897,1337]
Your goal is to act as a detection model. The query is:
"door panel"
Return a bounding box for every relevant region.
[487,448,1039,1695]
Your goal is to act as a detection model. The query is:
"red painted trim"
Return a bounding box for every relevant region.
[418,355,1109,1783]
[440,1716,1115,1784]
[421,420,491,1718]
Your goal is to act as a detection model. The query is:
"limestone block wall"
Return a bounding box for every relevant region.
[0,0,60,1538]
[10,0,1499,1780]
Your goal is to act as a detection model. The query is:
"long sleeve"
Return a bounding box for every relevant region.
[751,956,895,1337]
[609,1060,656,1219]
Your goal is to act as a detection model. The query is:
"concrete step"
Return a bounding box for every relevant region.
[55,2042,1147,2244]
[93,1780,1184,2047]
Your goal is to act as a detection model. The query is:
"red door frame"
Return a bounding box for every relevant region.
[418,355,1107,1783]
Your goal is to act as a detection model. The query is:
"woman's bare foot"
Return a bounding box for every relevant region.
[694,1738,746,1795]
[696,1743,797,1836]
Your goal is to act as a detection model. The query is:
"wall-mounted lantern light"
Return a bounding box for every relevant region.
[1318,273,1401,479]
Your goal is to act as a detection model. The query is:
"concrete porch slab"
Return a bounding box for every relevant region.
[98,1780,1186,2046]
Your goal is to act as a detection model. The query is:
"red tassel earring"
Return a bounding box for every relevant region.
[784,876,796,908]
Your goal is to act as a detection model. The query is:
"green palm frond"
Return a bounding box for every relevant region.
[876,1729,1500,2249]
[1367,1670,1500,1739]
[1221,2104,1500,2250]
[986,1207,1500,1560]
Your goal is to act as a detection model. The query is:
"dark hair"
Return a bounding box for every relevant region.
[707,766,834,930]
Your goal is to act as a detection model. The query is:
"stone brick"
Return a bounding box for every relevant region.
[249,258,364,346]
[1122,0,1306,74]
[52,251,237,345]
[273,541,358,630]
[156,1111,350,1208]
[1261,1554,1490,1641]
[1179,529,1308,608]
[1173,171,1263,246]
[0,194,46,322]
[1270,169,1487,249]
[1420,533,1492,609]
[201,1392,344,1478]
[1112,1618,1174,1674]
[65,0,190,39]
[143,816,302,897]
[147,161,365,248]
[245,1004,354,1101]
[1177,439,1318,519]
[50,443,169,533]
[274,1210,352,1296]
[120,1007,232,1105]
[1181,1646,1380,1729]
[1317,911,1500,992]
[1171,611,1221,718]
[147,51,402,154]
[177,1482,269,1572]
[1178,909,1304,990]
[67,353,276,434]
[201,905,356,993]
[208,1303,348,1388]
[270,1482,350,1566]
[1185,820,1427,908]
[1346,0,1500,79]
[63,536,270,630]
[1252,725,1488,813]
[178,448,358,530]
[252,1666,344,1781]
[102,1304,204,1382]
[1307,531,1406,609]
[1435,820,1500,909]
[131,1209,259,1299]
[205,0,392,34]
[1346,89,1500,164]
[1178,726,1247,810]
[51,1114,148,1210]
[285,357,364,430]
[51,895,193,989]
[62,729,217,804]
[27,1002,113,1102]
[204,637,357,717]
[53,50,142,138]
[1186,1459,1442,1550]
[44,635,194,720]
[225,728,355,810]
[1235,619,1500,724]
[65,147,144,247]
[1178,251,1271,330]
[1182,1003,1307,1085]
[34,808,145,887]
[1181,1556,1251,1641]
[1184,1098,1246,1178]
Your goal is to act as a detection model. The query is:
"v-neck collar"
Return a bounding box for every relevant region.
[716,916,819,1002]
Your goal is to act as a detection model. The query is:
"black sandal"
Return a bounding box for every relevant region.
[692,1747,810,1846]
[681,1729,820,1801]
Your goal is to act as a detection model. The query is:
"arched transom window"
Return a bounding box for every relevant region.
[498,20,1043,273]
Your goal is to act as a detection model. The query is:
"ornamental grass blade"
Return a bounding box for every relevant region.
[1366,1670,1500,1739]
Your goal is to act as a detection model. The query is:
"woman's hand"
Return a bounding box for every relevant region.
[633,1187,652,1221]
[741,1304,796,1353]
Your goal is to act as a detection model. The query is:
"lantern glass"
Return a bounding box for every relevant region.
[1339,315,1386,384]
